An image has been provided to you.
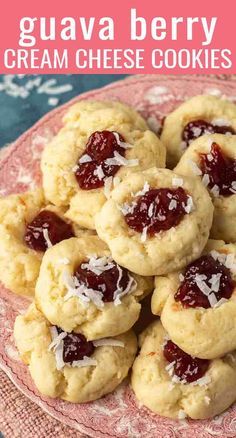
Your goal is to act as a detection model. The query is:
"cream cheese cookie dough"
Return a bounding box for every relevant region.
[131,320,236,420]
[14,303,137,403]
[0,189,80,297]
[152,241,236,359]
[41,100,166,229]
[95,168,213,276]
[35,235,153,339]
[161,95,236,168]
[175,134,236,243]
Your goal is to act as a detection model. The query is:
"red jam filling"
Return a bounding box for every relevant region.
[74,260,131,302]
[174,254,235,309]
[24,210,75,252]
[199,142,236,197]
[57,327,95,363]
[124,188,189,236]
[163,339,209,383]
[182,119,235,147]
[74,130,126,190]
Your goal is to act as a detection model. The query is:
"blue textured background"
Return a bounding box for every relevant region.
[0,74,128,148]
[0,74,128,438]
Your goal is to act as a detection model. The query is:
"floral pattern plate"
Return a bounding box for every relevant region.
[1,75,236,438]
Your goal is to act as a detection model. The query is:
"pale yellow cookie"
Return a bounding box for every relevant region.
[0,189,83,297]
[41,100,166,229]
[35,235,153,339]
[152,241,236,359]
[63,100,148,132]
[175,134,236,243]
[95,168,213,276]
[14,303,137,403]
[161,95,236,168]
[131,320,236,419]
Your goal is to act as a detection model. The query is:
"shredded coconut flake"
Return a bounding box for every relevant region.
[207,153,214,162]
[212,118,231,127]
[42,228,53,248]
[184,196,194,214]
[192,127,202,137]
[119,201,137,216]
[112,132,133,149]
[79,154,92,164]
[48,97,59,106]
[202,174,210,187]
[210,185,220,198]
[148,203,154,217]
[71,356,97,368]
[165,361,175,372]
[208,293,218,307]
[104,176,113,198]
[191,375,211,387]
[81,256,114,276]
[49,328,67,352]
[93,338,124,348]
[133,182,150,197]
[211,251,236,273]
[225,253,236,270]
[195,274,212,296]
[141,226,148,243]
[113,271,137,306]
[172,177,183,187]
[169,199,177,211]
[105,151,138,167]
[94,165,105,181]
[72,164,80,172]
[48,327,67,370]
[63,271,103,308]
[37,79,73,95]
[214,298,228,308]
[209,273,222,292]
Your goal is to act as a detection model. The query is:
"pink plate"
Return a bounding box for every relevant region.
[1,75,236,438]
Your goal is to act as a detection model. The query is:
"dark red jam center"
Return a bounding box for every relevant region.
[163,340,209,383]
[74,260,131,302]
[57,327,95,364]
[74,130,126,190]
[24,210,75,252]
[182,119,235,147]
[175,254,235,309]
[199,142,236,197]
[124,188,189,236]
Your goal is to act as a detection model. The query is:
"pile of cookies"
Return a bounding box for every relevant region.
[2,95,236,419]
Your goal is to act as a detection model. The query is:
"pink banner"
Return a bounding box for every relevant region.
[0,0,235,73]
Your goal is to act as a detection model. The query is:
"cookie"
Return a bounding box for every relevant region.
[161,95,236,168]
[41,100,166,229]
[95,168,213,276]
[131,320,236,420]
[0,189,80,297]
[35,235,153,339]
[152,240,236,359]
[175,134,236,243]
[14,303,137,403]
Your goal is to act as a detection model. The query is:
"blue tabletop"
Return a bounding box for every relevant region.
[0,74,128,148]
